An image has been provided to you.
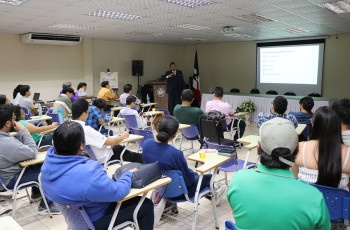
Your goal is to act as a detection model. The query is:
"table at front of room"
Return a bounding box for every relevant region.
[201,93,335,123]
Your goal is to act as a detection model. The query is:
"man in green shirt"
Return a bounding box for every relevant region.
[174,89,204,128]
[227,117,330,230]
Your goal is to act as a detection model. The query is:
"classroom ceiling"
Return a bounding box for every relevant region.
[0,0,350,45]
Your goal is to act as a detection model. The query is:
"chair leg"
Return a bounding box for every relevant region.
[191,140,194,153]
[224,172,228,186]
[38,184,52,218]
[25,188,32,203]
[12,191,18,220]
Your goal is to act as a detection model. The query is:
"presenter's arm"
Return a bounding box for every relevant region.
[161,71,174,81]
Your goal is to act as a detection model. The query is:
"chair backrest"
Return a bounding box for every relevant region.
[230,88,240,93]
[199,116,221,144]
[21,107,31,119]
[308,92,321,97]
[250,88,260,94]
[119,114,138,130]
[266,90,278,95]
[156,109,170,116]
[120,102,126,107]
[284,91,296,96]
[158,170,188,198]
[311,183,350,221]
[48,113,62,124]
[180,124,200,140]
[54,203,95,230]
[225,220,236,230]
[83,145,97,160]
[129,128,154,148]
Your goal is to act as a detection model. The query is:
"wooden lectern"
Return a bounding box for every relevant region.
[149,81,168,110]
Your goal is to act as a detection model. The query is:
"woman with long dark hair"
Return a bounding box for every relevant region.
[12,84,23,105]
[292,106,350,190]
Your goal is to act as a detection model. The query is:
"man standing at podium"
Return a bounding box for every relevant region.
[161,62,185,114]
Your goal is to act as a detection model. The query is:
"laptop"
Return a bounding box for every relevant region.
[33,93,40,102]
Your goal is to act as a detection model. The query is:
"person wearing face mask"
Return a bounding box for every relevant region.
[0,104,60,214]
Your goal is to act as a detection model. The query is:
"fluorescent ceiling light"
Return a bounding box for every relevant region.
[161,0,212,8]
[128,31,163,36]
[282,28,309,33]
[173,24,211,30]
[184,37,207,41]
[0,0,28,6]
[322,0,350,14]
[223,33,251,38]
[88,10,142,21]
[49,24,96,30]
[234,14,274,24]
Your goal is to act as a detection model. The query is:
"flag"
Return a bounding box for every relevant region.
[193,50,201,105]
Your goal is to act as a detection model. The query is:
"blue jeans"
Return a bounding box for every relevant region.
[6,164,53,207]
[38,134,53,147]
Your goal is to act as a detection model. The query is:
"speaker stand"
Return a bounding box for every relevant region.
[136,74,141,99]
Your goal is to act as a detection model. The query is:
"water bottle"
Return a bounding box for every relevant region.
[38,104,42,117]
[146,94,150,104]
[57,108,64,124]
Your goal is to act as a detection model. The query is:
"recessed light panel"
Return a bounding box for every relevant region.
[173,24,211,31]
[49,24,96,30]
[128,31,163,36]
[161,0,212,8]
[223,33,251,38]
[0,0,28,6]
[184,37,207,41]
[282,28,309,33]
[88,10,142,21]
[322,1,350,14]
[234,14,274,24]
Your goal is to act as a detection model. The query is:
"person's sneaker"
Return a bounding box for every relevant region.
[214,183,227,206]
[0,203,12,216]
[31,193,42,202]
[38,203,61,215]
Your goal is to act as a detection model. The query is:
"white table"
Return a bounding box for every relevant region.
[201,93,335,123]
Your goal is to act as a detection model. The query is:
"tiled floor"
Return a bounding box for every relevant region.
[4,120,259,230]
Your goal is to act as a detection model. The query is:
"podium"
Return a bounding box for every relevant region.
[149,81,168,110]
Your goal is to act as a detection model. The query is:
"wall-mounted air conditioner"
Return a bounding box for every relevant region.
[21,33,82,45]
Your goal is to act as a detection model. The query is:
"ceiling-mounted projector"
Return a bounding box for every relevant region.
[220,26,235,33]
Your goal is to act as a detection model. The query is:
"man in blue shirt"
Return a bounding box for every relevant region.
[257,96,298,129]
[289,96,314,140]
[86,98,112,136]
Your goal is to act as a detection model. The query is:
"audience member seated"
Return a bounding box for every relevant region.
[0,94,11,105]
[97,81,117,111]
[289,96,314,141]
[52,87,74,121]
[12,84,23,105]
[227,117,330,229]
[142,116,226,205]
[121,96,164,132]
[86,98,113,136]
[174,89,204,128]
[18,85,38,116]
[77,82,92,99]
[72,99,143,163]
[40,122,154,230]
[205,86,246,141]
[0,104,60,214]
[59,82,79,102]
[257,95,298,129]
[332,98,350,147]
[119,84,141,110]
[13,106,58,147]
[292,107,350,190]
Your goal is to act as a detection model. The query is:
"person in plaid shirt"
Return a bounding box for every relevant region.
[86,98,113,135]
[257,96,298,129]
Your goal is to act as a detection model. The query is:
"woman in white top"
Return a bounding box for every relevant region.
[12,84,23,105]
[292,106,350,190]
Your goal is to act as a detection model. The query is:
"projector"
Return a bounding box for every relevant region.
[220,26,235,33]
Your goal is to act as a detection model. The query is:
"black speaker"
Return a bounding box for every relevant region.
[132,60,143,76]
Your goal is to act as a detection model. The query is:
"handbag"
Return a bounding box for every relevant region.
[113,162,162,188]
[207,111,226,121]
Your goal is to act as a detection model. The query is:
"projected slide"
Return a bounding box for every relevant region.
[260,45,319,85]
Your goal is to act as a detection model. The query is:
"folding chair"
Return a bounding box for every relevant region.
[0,170,52,220]
[311,183,350,225]
[204,140,238,185]
[21,107,31,120]
[83,145,119,170]
[156,109,170,116]
[120,114,151,131]
[220,120,241,142]
[158,170,218,230]
[178,124,200,153]
[129,128,154,152]
[225,220,236,230]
